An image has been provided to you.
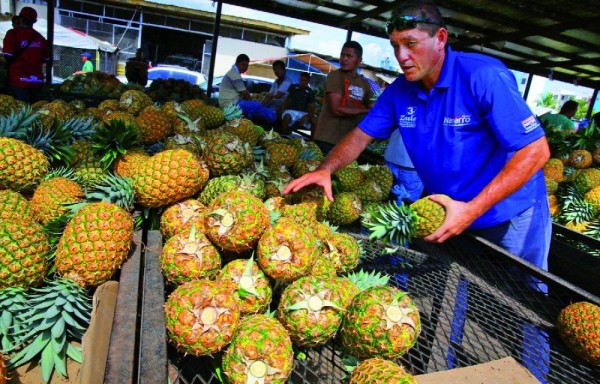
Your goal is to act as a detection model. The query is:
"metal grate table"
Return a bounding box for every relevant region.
[136,226,600,384]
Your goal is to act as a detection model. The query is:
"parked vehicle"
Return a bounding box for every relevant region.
[163,54,202,72]
[119,65,206,87]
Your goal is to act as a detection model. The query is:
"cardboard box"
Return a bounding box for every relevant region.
[415,357,541,384]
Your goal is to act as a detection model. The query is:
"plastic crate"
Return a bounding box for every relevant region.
[136,228,599,384]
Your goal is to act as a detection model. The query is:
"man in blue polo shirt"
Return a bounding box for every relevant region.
[284,1,551,381]
[285,0,550,273]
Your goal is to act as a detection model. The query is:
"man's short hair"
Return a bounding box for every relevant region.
[272,60,285,70]
[560,100,578,113]
[236,54,250,64]
[342,41,363,58]
[299,72,310,79]
[389,0,445,37]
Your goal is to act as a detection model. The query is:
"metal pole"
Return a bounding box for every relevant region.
[46,0,55,88]
[206,0,222,99]
[346,28,353,42]
[586,88,598,121]
[522,73,533,101]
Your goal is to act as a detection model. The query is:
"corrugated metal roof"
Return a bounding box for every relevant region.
[221,0,600,89]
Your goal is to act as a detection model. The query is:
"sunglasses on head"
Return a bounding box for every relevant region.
[385,15,444,35]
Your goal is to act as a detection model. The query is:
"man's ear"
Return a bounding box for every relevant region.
[436,28,449,50]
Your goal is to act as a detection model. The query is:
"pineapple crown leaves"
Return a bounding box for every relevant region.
[0,287,30,353]
[361,200,417,246]
[90,120,141,170]
[559,200,597,224]
[62,116,97,143]
[344,269,391,292]
[269,210,282,226]
[0,104,40,139]
[43,167,77,181]
[340,354,360,374]
[6,278,92,383]
[556,182,586,209]
[222,103,243,121]
[176,112,203,133]
[583,219,600,239]
[24,121,76,165]
[83,173,135,211]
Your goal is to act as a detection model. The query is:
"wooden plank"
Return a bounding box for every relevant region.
[138,230,167,384]
[105,230,143,384]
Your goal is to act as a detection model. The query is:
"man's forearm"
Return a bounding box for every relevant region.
[317,128,372,174]
[467,136,550,218]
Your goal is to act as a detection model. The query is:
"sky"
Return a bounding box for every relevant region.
[148,0,399,70]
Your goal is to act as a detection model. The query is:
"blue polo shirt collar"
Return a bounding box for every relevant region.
[435,46,455,89]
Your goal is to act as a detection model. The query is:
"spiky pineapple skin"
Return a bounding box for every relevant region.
[222,314,293,384]
[30,177,85,225]
[257,220,317,282]
[557,302,600,366]
[322,232,361,274]
[55,202,134,286]
[160,199,207,240]
[165,279,240,356]
[160,230,221,284]
[328,192,362,225]
[0,217,50,289]
[135,105,173,143]
[569,150,593,169]
[341,286,421,359]
[198,175,241,205]
[349,358,417,384]
[0,137,49,193]
[133,149,209,208]
[0,190,31,221]
[277,275,344,347]
[205,191,270,253]
[113,149,150,179]
[0,355,6,384]
[218,258,272,315]
[202,130,253,176]
[411,195,447,238]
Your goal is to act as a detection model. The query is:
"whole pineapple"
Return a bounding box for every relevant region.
[349,358,417,384]
[55,202,134,286]
[257,219,317,282]
[135,105,173,143]
[218,257,272,315]
[341,286,421,359]
[29,176,85,225]
[277,275,344,347]
[202,130,253,176]
[0,216,50,288]
[198,175,242,205]
[160,199,207,240]
[164,278,240,356]
[569,149,593,169]
[198,104,225,129]
[265,141,298,168]
[133,149,209,208]
[222,314,293,384]
[0,137,49,193]
[362,196,447,246]
[225,118,262,146]
[556,302,600,366]
[204,191,269,253]
[119,89,152,116]
[160,225,221,284]
[327,192,362,225]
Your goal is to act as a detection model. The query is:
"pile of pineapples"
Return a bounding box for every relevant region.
[542,118,600,239]
[0,91,423,382]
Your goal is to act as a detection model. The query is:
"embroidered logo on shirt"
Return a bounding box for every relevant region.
[521,115,540,133]
[443,114,472,127]
[398,106,417,128]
